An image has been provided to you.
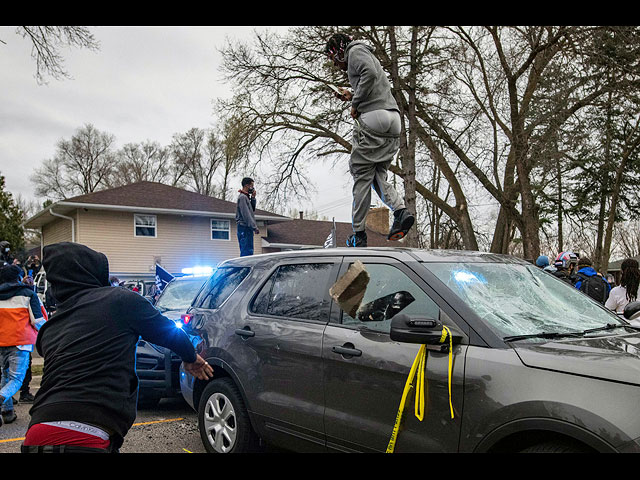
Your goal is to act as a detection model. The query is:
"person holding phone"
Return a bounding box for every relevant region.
[236,177,259,256]
[325,33,414,247]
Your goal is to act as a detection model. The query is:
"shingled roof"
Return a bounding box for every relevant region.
[264,218,396,248]
[24,181,289,229]
[62,181,284,218]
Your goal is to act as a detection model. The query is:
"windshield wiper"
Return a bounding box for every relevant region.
[581,323,636,335]
[503,331,584,342]
[505,323,640,343]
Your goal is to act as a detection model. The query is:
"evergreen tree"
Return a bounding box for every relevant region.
[0,173,26,253]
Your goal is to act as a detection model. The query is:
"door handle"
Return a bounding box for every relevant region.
[235,327,255,338]
[332,343,362,357]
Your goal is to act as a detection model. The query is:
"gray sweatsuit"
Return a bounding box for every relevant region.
[345,41,405,232]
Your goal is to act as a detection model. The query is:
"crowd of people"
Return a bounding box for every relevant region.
[0,242,45,423]
[0,247,47,432]
[535,250,640,315]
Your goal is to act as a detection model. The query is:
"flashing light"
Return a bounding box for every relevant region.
[181,266,213,276]
[174,320,184,329]
[453,270,488,285]
[454,271,479,283]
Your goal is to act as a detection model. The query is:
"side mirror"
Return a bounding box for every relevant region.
[624,301,640,321]
[390,313,463,348]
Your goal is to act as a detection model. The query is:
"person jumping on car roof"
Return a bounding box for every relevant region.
[324,33,414,248]
[21,242,213,453]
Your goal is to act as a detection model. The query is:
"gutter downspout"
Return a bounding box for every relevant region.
[49,208,75,242]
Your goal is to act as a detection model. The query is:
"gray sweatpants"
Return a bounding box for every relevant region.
[349,109,405,232]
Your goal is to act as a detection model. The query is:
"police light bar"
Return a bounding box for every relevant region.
[181,266,213,276]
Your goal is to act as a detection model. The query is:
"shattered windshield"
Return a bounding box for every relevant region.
[155,278,207,313]
[424,262,623,339]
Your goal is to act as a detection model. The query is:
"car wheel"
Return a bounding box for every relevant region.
[198,378,258,453]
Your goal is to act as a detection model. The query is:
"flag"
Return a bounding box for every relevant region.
[324,218,337,248]
[155,263,174,294]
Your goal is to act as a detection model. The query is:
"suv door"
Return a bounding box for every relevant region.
[238,256,341,452]
[323,256,467,452]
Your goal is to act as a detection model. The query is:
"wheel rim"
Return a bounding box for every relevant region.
[203,392,237,453]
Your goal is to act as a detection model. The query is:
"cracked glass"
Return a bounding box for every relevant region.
[424,262,623,339]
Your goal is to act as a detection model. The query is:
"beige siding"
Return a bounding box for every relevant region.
[77,209,263,275]
[42,214,76,246]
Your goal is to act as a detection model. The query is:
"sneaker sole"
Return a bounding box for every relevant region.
[388,215,415,241]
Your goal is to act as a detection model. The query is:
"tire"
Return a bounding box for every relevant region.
[520,441,588,453]
[198,378,259,453]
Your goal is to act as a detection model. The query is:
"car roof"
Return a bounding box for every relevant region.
[217,247,529,267]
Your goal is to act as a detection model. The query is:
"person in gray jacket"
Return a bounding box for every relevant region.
[236,177,259,256]
[325,33,414,247]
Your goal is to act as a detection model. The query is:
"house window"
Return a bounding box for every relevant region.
[211,219,230,240]
[134,214,157,237]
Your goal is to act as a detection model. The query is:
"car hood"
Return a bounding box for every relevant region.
[514,332,640,386]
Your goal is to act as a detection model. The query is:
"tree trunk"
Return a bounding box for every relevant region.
[556,150,564,253]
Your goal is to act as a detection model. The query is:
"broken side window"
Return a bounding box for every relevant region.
[251,263,334,322]
[335,263,440,334]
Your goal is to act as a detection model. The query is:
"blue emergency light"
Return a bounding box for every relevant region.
[181,266,213,276]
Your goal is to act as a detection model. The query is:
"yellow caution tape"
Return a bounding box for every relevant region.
[443,326,454,420]
[386,326,454,453]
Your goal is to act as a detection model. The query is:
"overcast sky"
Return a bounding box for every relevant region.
[0,26,354,222]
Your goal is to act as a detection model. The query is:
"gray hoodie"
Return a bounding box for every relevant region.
[345,41,399,114]
[236,192,258,230]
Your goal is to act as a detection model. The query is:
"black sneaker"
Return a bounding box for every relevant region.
[2,410,16,424]
[19,392,35,403]
[347,231,367,247]
[388,208,415,241]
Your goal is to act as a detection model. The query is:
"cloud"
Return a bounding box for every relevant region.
[0,26,353,222]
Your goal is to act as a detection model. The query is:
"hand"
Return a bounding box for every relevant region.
[351,106,359,119]
[254,228,260,235]
[251,188,257,198]
[183,354,214,381]
[335,88,352,102]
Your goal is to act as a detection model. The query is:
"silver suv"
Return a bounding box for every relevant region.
[179,248,640,453]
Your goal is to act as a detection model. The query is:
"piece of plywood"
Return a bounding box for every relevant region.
[329,260,370,318]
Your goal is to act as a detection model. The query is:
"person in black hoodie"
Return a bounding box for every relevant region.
[21,242,213,453]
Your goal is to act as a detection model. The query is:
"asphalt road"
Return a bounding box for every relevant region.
[0,354,206,454]
[0,390,207,454]
[0,355,286,454]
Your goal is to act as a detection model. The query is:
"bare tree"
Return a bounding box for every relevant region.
[30,123,116,200]
[218,113,252,200]
[169,127,232,197]
[108,140,172,187]
[10,26,100,84]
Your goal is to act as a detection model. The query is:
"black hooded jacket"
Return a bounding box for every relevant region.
[28,242,197,447]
